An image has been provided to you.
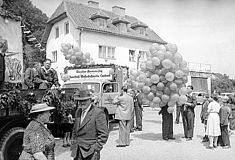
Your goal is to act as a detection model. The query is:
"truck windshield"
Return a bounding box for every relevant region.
[63,82,100,93]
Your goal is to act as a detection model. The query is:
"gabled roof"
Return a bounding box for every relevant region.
[131,21,148,28]
[112,16,130,25]
[89,10,109,20]
[42,0,166,44]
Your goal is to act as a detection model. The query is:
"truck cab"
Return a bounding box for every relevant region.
[63,79,120,118]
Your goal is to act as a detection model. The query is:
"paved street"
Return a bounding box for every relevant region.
[55,106,235,160]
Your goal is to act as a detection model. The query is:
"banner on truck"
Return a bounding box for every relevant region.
[67,68,112,80]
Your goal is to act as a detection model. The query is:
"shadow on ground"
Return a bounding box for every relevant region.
[132,132,184,143]
[144,119,162,124]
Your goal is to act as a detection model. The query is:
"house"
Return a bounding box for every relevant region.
[42,0,166,84]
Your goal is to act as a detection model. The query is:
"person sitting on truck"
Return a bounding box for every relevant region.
[0,37,7,90]
[36,59,60,89]
[18,103,55,160]
[23,62,42,89]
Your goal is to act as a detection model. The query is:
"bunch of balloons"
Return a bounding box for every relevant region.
[128,43,190,113]
[60,43,95,65]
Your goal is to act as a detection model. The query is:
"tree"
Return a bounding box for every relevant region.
[2,0,48,69]
[211,73,235,94]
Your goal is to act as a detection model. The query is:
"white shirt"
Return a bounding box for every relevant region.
[80,104,92,124]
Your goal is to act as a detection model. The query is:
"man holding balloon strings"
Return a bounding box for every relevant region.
[181,85,197,141]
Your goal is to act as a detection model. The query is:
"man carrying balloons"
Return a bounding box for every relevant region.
[159,105,175,141]
[182,85,197,141]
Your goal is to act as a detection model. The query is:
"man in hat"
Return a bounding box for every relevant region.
[113,86,134,147]
[71,88,109,160]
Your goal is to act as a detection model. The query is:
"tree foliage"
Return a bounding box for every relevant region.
[211,73,235,94]
[2,0,48,69]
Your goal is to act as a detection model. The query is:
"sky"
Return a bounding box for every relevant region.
[31,0,235,78]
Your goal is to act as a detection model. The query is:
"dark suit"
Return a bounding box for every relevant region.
[160,106,173,139]
[71,105,109,160]
[219,105,231,146]
[182,94,197,138]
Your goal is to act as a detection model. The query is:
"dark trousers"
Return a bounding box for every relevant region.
[74,148,100,160]
[182,110,195,138]
[220,125,230,146]
[162,112,173,139]
[175,105,181,123]
[134,104,142,129]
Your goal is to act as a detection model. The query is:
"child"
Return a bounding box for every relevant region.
[62,109,74,147]
[200,95,210,142]
[219,98,231,149]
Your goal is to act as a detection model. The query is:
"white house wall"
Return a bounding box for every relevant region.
[46,18,155,84]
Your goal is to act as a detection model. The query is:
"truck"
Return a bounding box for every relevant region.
[62,64,129,119]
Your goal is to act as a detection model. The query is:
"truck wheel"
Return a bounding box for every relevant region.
[0,127,24,160]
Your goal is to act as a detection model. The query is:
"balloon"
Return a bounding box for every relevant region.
[66,43,72,50]
[163,87,171,95]
[168,101,176,107]
[159,101,167,108]
[174,52,183,64]
[179,87,188,95]
[137,82,145,89]
[157,50,165,61]
[156,91,163,97]
[73,47,80,52]
[146,51,152,58]
[153,96,161,104]
[182,76,188,83]
[150,84,157,93]
[147,92,155,101]
[146,60,154,70]
[157,82,165,91]
[152,57,161,66]
[84,52,91,59]
[175,70,184,78]
[150,74,160,84]
[150,102,159,108]
[169,82,178,90]
[159,44,166,52]
[139,74,147,82]
[162,94,170,103]
[146,71,153,78]
[167,107,174,113]
[145,78,152,86]
[180,60,187,69]
[179,95,187,104]
[130,68,138,77]
[142,86,151,94]
[170,94,179,102]
[109,68,114,74]
[140,62,147,71]
[162,59,173,69]
[165,43,178,54]
[149,43,160,54]
[174,79,183,85]
[164,51,174,61]
[165,72,175,82]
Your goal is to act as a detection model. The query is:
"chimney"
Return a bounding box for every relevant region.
[112,6,125,17]
[88,1,99,8]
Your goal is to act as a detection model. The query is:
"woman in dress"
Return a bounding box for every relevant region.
[206,96,221,149]
[18,103,55,160]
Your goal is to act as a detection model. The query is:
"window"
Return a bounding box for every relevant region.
[139,51,147,61]
[98,45,115,59]
[65,22,69,34]
[94,18,107,28]
[129,50,135,62]
[52,51,57,62]
[117,23,127,32]
[139,27,146,35]
[55,27,59,38]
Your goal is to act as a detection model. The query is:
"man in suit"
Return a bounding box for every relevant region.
[113,86,134,147]
[134,90,143,131]
[71,88,109,160]
[182,85,197,141]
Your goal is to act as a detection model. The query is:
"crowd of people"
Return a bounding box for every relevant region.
[17,84,234,160]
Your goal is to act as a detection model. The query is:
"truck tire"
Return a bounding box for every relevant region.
[0,127,24,160]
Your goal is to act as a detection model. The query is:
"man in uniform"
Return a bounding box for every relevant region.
[71,88,109,160]
[182,85,197,141]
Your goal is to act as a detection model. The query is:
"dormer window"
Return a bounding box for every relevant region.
[89,10,109,28]
[112,16,130,32]
[131,21,148,35]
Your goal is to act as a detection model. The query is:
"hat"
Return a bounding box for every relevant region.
[74,89,92,100]
[30,103,55,114]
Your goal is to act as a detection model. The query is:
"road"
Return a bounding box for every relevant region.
[55,106,235,160]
